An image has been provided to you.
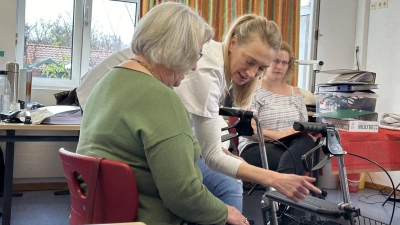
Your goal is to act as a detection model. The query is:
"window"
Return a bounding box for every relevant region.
[298,0,317,91]
[16,0,140,90]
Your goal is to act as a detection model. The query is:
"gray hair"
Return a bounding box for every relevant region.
[131,2,214,73]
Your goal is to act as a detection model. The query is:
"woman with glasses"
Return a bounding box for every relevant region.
[238,41,318,175]
[76,3,250,224]
[174,15,321,212]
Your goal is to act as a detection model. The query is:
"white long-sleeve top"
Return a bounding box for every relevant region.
[174,40,242,178]
[77,48,134,111]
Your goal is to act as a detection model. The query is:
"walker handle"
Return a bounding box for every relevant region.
[293,122,327,135]
[219,107,253,119]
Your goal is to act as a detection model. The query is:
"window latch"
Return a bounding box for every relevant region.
[84,6,90,25]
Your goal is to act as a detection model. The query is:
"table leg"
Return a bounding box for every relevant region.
[0,127,79,224]
[2,130,15,225]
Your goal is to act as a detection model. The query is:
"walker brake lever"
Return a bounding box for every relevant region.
[248,183,260,196]
[221,133,238,142]
[310,155,332,171]
[221,118,240,132]
[301,137,326,172]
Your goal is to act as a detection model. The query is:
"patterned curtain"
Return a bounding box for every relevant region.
[140,0,300,85]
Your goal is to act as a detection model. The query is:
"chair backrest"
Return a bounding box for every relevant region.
[59,148,139,225]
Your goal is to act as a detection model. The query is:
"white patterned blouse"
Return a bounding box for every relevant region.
[238,85,308,154]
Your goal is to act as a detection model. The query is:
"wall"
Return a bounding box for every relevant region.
[354,0,370,71]
[367,1,400,115]
[0,0,18,68]
[316,0,400,188]
[11,131,78,183]
[363,0,400,186]
[314,0,358,85]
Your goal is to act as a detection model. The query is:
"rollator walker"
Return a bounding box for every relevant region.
[219,107,371,225]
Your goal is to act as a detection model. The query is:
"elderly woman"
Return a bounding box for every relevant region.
[76,3,247,225]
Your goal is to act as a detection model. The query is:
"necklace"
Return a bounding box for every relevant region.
[130,58,160,81]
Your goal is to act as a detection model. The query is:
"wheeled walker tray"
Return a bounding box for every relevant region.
[264,190,344,219]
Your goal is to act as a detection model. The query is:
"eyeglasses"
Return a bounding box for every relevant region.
[198,51,203,61]
[272,59,290,66]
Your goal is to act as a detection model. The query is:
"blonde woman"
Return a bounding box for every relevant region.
[239,42,317,176]
[174,17,321,211]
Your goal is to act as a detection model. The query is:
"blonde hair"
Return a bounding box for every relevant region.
[279,41,296,82]
[131,2,214,73]
[222,14,281,108]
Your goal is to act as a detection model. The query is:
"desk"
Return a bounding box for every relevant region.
[0,123,80,225]
[331,128,400,174]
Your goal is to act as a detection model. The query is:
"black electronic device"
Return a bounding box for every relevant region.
[28,102,45,110]
[1,110,22,123]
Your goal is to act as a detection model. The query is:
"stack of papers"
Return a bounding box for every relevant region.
[320,69,376,84]
[316,69,377,93]
[379,113,400,131]
[30,106,81,124]
[316,83,378,92]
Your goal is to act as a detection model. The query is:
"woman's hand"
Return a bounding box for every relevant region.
[271,173,321,203]
[225,205,250,225]
[278,126,298,139]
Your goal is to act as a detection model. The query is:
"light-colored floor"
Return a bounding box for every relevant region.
[0,187,398,225]
[2,190,71,225]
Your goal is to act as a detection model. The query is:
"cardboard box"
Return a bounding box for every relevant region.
[321,118,379,132]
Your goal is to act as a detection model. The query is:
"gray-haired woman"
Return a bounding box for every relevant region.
[77,2,247,225]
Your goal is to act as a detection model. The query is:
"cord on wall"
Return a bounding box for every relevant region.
[355,46,360,71]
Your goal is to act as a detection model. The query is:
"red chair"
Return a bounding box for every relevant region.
[59,148,139,225]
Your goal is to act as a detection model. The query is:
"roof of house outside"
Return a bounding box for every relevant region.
[24,44,115,69]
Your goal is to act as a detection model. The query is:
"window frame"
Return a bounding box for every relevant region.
[16,0,140,90]
[297,2,312,90]
[298,0,319,91]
